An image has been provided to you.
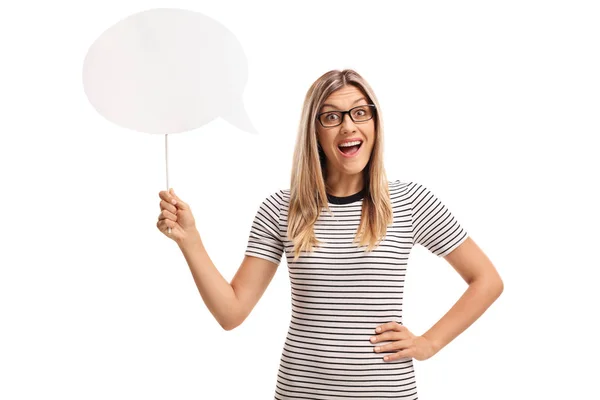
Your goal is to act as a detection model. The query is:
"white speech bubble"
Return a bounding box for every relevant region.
[82,8,257,135]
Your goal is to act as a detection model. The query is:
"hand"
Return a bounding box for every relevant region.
[157,188,198,245]
[370,321,437,362]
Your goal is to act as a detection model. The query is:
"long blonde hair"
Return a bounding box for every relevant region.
[288,69,393,262]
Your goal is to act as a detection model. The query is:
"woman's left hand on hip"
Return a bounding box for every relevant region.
[370,321,437,362]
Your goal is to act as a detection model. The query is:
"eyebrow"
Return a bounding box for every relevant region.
[321,97,368,111]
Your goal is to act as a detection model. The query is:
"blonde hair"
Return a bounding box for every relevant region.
[288,69,393,262]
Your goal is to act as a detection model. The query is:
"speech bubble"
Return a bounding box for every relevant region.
[82,7,257,135]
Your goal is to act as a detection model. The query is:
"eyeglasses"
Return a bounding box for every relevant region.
[317,104,376,128]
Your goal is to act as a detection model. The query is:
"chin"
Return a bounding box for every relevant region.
[339,162,368,174]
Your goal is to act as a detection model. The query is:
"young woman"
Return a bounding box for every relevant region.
[157,69,503,399]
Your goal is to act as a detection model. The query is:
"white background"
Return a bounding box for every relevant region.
[1,1,599,399]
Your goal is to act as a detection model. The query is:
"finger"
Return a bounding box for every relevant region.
[160,199,177,214]
[157,211,175,222]
[389,321,404,331]
[168,188,188,210]
[375,321,403,334]
[383,349,413,362]
[371,331,403,344]
[159,190,178,206]
[158,218,176,231]
[159,209,177,221]
[374,339,412,353]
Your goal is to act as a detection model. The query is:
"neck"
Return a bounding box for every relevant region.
[325,173,365,197]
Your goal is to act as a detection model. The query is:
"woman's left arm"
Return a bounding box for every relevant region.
[372,236,503,361]
[421,236,504,356]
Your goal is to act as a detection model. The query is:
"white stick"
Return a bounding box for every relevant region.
[165,133,171,235]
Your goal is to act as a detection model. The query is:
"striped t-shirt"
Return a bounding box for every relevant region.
[245,179,469,400]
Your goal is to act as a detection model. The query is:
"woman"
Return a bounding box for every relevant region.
[157,69,503,399]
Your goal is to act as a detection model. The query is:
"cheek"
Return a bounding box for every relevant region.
[360,125,375,144]
[368,126,376,143]
[368,121,376,136]
[317,132,335,150]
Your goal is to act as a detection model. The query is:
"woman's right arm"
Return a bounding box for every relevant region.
[158,188,280,331]
[178,233,278,331]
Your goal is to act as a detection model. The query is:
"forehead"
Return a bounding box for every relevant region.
[321,85,367,110]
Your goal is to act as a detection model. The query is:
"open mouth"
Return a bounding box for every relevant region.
[338,141,363,156]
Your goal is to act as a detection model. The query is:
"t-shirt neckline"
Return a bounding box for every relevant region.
[326,187,366,205]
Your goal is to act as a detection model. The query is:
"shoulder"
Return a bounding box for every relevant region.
[389,180,438,198]
[388,179,417,199]
[260,189,286,207]
[258,188,289,214]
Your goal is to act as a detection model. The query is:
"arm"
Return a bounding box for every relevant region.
[178,232,278,331]
[421,236,504,355]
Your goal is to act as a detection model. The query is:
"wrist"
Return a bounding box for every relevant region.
[422,333,443,355]
[177,228,202,249]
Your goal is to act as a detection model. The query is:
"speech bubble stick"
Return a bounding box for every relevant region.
[165,133,171,235]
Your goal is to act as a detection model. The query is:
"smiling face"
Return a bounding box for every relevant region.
[316,85,376,182]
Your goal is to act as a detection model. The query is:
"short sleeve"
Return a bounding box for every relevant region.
[244,191,285,266]
[410,182,469,257]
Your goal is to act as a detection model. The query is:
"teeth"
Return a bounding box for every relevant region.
[339,140,362,147]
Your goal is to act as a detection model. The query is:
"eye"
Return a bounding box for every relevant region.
[326,113,339,121]
[352,107,366,116]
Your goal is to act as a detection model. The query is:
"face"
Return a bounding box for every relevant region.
[316,85,376,178]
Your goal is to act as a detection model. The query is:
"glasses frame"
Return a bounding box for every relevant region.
[317,104,377,128]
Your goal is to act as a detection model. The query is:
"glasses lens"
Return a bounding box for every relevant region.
[320,112,342,127]
[350,105,373,122]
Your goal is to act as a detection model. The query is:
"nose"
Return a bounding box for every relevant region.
[340,112,357,132]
